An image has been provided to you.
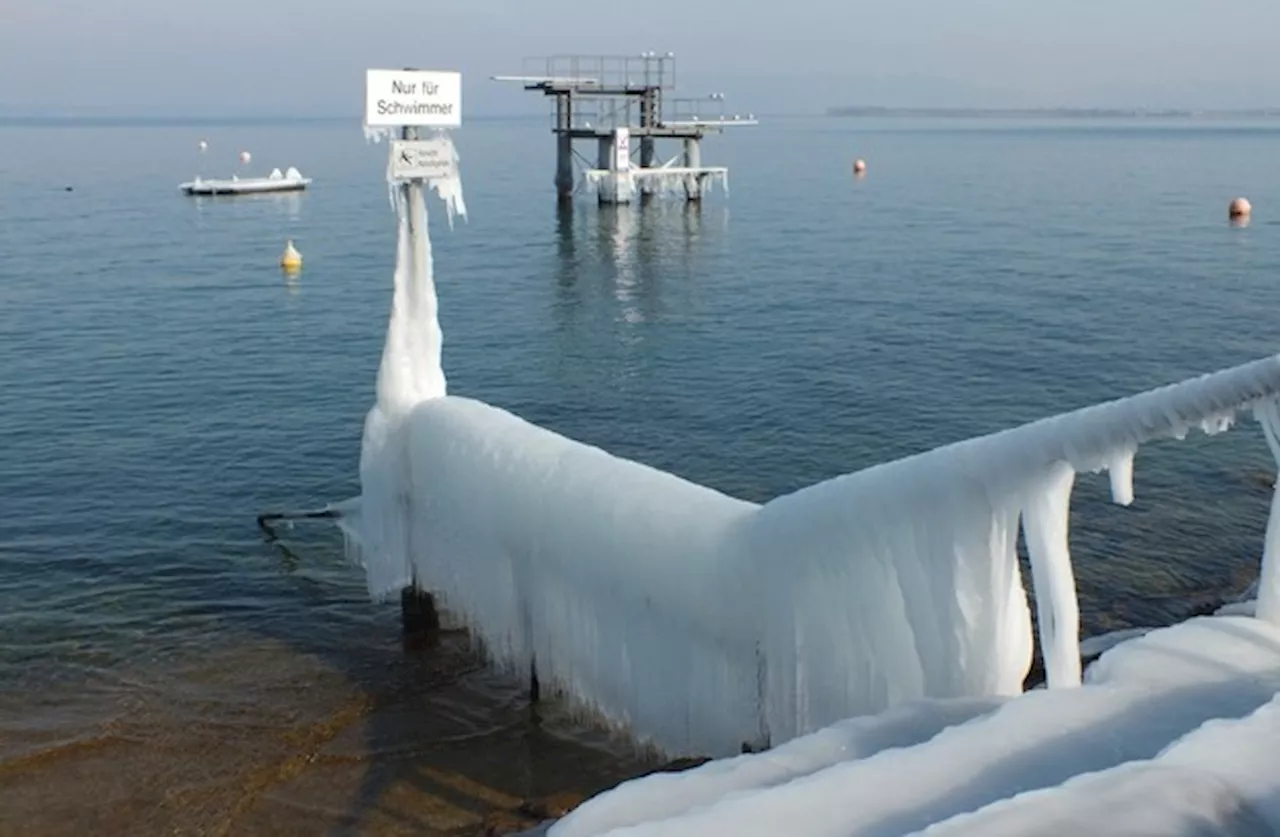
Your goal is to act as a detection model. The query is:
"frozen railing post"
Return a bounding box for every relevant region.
[361,65,465,642]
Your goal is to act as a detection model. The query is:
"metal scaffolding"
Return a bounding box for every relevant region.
[493,52,756,204]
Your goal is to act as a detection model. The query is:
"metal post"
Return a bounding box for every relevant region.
[397,109,439,642]
[639,88,658,202]
[402,123,422,230]
[399,67,426,235]
[683,135,702,201]
[595,134,613,205]
[555,92,575,202]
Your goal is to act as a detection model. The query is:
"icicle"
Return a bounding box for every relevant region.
[593,168,730,202]
[363,125,396,144]
[1107,448,1136,506]
[1201,412,1235,435]
[1252,398,1280,624]
[423,129,467,226]
[429,168,467,228]
[1022,462,1082,688]
[380,131,467,228]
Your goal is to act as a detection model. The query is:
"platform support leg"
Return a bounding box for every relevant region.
[595,136,613,204]
[554,92,576,203]
[639,88,658,203]
[683,137,702,201]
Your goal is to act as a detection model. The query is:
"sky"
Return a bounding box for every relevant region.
[2,0,1279,116]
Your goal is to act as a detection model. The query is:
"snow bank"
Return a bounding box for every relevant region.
[550,616,1280,837]
[552,697,1006,837]
[1077,627,1153,658]
[915,648,1280,835]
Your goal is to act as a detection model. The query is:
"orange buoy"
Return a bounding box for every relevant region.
[1229,197,1252,219]
[853,159,867,175]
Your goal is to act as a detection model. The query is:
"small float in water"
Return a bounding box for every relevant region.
[180,166,311,196]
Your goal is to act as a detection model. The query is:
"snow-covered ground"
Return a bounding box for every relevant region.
[546,614,1280,836]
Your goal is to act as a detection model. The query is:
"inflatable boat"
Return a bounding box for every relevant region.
[180,167,311,196]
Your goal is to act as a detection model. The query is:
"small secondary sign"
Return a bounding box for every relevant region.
[389,138,458,182]
[365,69,461,128]
[614,127,631,171]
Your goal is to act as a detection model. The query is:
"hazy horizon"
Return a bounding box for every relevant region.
[4,0,1279,118]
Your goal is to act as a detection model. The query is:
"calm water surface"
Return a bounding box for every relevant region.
[2,115,1280,833]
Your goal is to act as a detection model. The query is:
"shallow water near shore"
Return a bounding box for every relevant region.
[2,114,1280,832]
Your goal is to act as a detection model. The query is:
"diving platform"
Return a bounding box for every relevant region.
[492,53,756,204]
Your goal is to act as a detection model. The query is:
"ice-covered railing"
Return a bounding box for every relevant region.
[583,167,729,201]
[342,126,1280,756]
[741,360,1280,744]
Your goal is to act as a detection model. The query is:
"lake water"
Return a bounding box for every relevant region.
[2,115,1280,833]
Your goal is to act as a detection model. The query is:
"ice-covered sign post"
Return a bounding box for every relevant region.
[354,68,465,632]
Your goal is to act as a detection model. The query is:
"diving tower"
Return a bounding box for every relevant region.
[493,53,757,204]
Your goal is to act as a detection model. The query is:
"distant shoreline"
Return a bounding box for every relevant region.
[7,108,1280,128]
[827,106,1280,119]
[0,114,547,128]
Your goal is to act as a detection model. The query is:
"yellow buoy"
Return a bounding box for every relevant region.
[280,239,302,271]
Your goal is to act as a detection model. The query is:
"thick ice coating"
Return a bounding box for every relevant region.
[584,167,729,202]
[344,149,1280,758]
[346,141,463,597]
[552,697,1007,837]
[550,616,1280,837]
[913,676,1280,836]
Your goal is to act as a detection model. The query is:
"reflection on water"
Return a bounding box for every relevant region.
[552,201,728,329]
[191,190,305,232]
[192,190,304,217]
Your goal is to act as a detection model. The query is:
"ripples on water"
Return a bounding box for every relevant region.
[2,116,1279,832]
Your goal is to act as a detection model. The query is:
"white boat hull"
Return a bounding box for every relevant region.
[180,176,311,196]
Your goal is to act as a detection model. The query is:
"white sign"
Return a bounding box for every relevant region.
[389,138,458,181]
[613,127,631,171]
[365,69,461,128]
